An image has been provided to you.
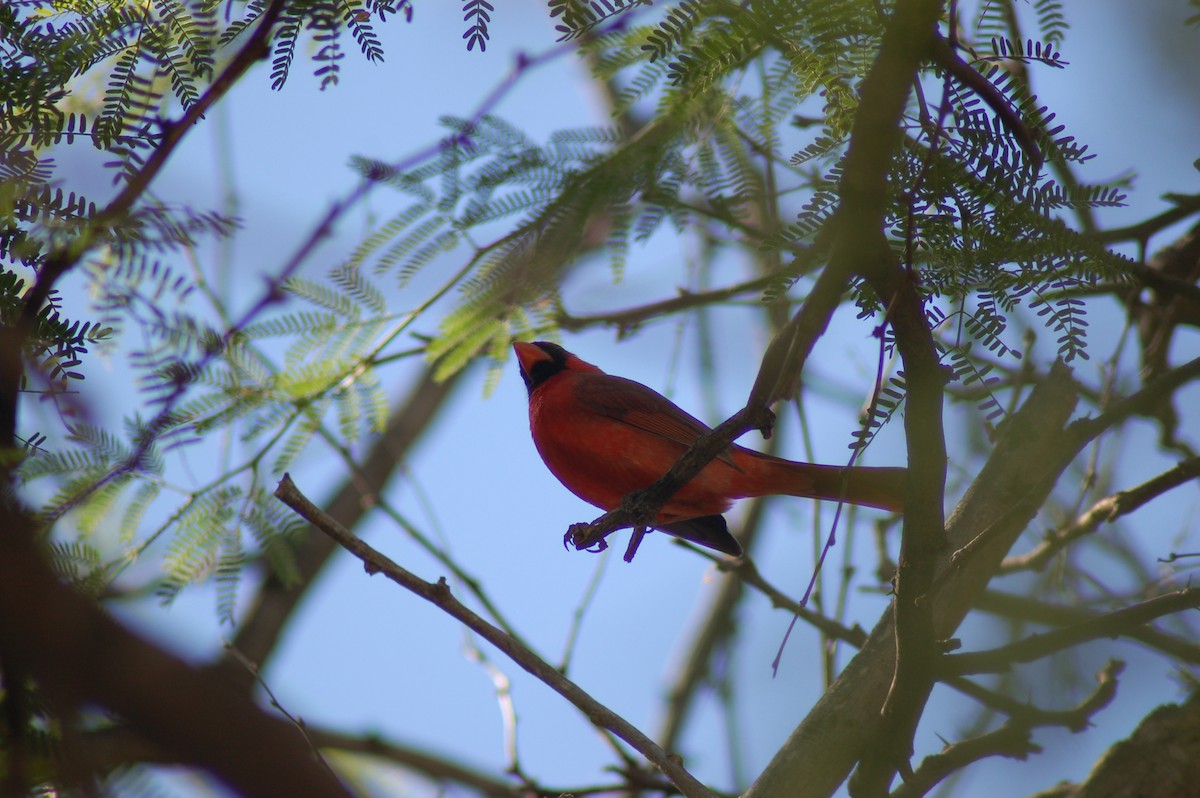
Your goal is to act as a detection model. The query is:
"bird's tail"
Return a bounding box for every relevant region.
[805,463,907,512]
[742,454,907,512]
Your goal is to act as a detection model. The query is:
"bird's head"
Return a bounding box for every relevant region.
[513,341,602,396]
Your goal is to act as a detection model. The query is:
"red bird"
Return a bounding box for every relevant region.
[514,341,906,556]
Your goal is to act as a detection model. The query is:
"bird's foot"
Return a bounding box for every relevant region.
[565,522,607,553]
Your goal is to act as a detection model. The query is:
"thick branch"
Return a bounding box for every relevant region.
[819,0,950,791]
[746,361,1082,798]
[0,504,354,798]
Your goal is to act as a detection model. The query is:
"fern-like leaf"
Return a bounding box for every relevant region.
[462,0,493,51]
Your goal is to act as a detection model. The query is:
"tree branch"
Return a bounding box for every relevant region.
[943,589,1200,675]
[829,0,949,789]
[565,403,776,557]
[220,364,463,686]
[275,475,719,798]
[893,661,1123,798]
[0,503,355,798]
[1027,689,1200,798]
[1071,356,1200,443]
[972,590,1200,665]
[746,360,1082,798]
[929,34,1042,170]
[556,274,778,334]
[19,0,288,324]
[999,457,1200,574]
[1094,192,1200,246]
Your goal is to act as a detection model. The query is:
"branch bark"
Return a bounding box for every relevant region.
[1027,690,1200,798]
[745,360,1082,798]
[275,475,719,798]
[0,503,355,798]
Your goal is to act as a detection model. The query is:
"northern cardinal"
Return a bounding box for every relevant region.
[514,341,906,556]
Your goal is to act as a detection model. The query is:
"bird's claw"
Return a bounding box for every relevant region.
[565,522,607,553]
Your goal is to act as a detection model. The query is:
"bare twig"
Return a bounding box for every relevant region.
[943,589,1200,675]
[944,660,1124,734]
[720,555,869,648]
[893,661,1123,798]
[1000,457,1200,574]
[275,474,718,798]
[223,645,339,779]
[556,274,779,334]
[974,590,1200,665]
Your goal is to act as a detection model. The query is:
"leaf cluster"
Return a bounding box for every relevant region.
[1,0,406,604]
[345,0,1130,421]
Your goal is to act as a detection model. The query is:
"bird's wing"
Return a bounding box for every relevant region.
[576,375,739,467]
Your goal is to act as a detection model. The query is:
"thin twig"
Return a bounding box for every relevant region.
[892,661,1123,798]
[223,644,340,780]
[943,660,1124,733]
[1000,457,1200,574]
[973,590,1200,666]
[556,274,779,333]
[275,474,718,798]
[943,589,1200,675]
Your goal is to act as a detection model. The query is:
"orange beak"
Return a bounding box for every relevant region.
[512,341,551,374]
